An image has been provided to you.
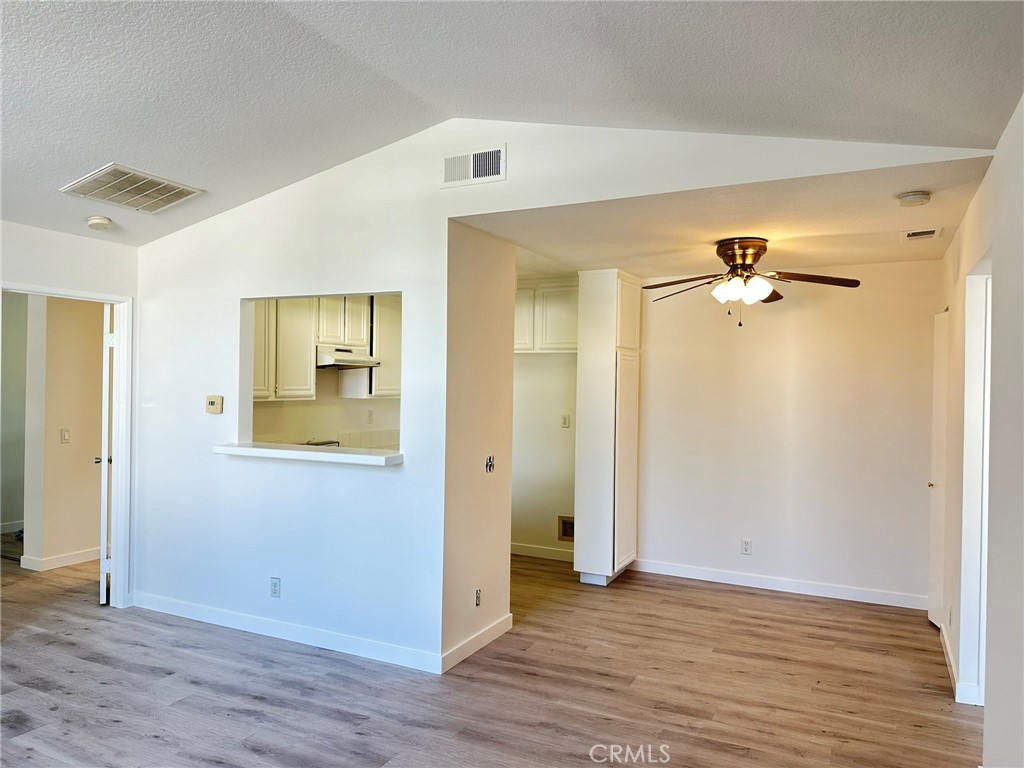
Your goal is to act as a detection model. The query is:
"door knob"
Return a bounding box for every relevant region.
[927,482,935,488]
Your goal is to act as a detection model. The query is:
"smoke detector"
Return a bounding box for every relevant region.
[86,216,112,231]
[898,191,931,207]
[61,163,203,213]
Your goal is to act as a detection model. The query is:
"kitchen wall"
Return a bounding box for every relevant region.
[1,291,28,532]
[637,260,942,607]
[511,352,577,561]
[252,369,400,448]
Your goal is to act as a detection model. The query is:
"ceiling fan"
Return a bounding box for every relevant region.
[644,237,861,305]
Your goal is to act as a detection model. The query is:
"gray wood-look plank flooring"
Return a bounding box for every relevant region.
[1,557,981,767]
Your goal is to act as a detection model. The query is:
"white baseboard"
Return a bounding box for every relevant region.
[20,547,99,571]
[440,613,513,673]
[132,592,443,674]
[1,520,24,533]
[940,623,984,706]
[511,543,573,562]
[631,559,927,610]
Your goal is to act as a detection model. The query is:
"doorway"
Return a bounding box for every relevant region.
[0,287,132,607]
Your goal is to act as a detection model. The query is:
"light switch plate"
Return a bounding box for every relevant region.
[206,395,224,414]
[60,428,71,444]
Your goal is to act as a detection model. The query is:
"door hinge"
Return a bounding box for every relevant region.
[104,333,115,349]
[100,558,112,575]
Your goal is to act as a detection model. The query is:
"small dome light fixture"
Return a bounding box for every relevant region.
[87,215,112,231]
[898,191,931,207]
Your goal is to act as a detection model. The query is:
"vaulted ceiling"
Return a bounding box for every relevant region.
[2,1,1021,246]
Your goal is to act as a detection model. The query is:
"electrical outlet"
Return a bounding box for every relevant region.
[270,577,281,598]
[560,414,571,429]
[485,455,495,473]
[366,409,374,425]
[205,395,224,415]
[475,589,481,607]
[741,538,752,555]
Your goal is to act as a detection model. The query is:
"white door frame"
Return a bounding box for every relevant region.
[955,272,991,705]
[928,312,948,628]
[0,282,133,608]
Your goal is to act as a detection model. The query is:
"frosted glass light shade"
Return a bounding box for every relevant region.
[741,275,774,304]
[711,281,731,304]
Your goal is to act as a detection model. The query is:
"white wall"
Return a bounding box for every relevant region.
[939,98,1024,768]
[0,221,137,300]
[636,260,942,607]
[441,221,516,668]
[126,119,985,672]
[511,352,577,561]
[1,291,28,532]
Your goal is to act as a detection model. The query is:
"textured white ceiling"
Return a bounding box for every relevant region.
[2,2,1020,246]
[458,157,991,278]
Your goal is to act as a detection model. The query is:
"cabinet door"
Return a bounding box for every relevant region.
[537,286,579,351]
[513,289,535,351]
[275,298,317,400]
[317,296,345,344]
[371,294,402,397]
[614,348,640,570]
[343,295,371,349]
[252,300,276,400]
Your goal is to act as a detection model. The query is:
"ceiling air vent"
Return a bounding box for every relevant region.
[60,163,203,213]
[441,144,506,188]
[902,228,943,241]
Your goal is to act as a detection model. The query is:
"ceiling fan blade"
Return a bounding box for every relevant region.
[652,279,718,302]
[761,288,784,303]
[644,273,723,290]
[770,271,860,288]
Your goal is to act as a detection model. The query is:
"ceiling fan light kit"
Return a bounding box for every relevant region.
[645,236,861,320]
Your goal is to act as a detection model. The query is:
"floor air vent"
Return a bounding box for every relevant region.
[903,228,942,241]
[60,163,203,213]
[442,145,506,188]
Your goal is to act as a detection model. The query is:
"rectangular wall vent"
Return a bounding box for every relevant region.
[60,162,203,213]
[441,144,506,188]
[903,228,943,241]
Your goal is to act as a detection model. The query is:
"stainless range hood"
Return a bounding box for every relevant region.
[315,344,380,370]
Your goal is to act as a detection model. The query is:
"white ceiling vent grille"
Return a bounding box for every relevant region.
[441,144,506,188]
[902,227,943,241]
[60,163,203,213]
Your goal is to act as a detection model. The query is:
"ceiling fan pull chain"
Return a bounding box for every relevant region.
[738,303,743,328]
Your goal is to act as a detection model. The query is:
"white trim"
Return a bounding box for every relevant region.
[0,521,24,533]
[511,543,574,562]
[440,613,513,673]
[631,559,927,609]
[0,282,132,305]
[940,624,982,705]
[132,592,443,673]
[20,547,100,571]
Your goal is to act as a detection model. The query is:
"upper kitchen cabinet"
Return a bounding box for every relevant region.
[339,294,402,399]
[317,295,371,351]
[514,279,578,353]
[253,297,317,401]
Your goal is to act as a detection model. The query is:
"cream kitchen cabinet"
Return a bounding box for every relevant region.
[318,295,371,351]
[514,279,578,353]
[338,294,402,399]
[253,298,317,401]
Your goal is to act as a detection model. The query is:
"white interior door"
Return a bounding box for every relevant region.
[98,303,113,604]
[928,312,948,627]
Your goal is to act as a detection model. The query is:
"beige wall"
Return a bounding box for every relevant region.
[442,221,516,664]
[21,296,104,569]
[1,291,28,530]
[637,259,942,605]
[511,352,576,560]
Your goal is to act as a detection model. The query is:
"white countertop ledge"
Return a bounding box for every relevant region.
[213,443,404,466]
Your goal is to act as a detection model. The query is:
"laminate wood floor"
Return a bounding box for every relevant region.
[1,556,981,767]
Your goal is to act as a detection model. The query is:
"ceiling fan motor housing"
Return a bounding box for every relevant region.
[716,237,768,269]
